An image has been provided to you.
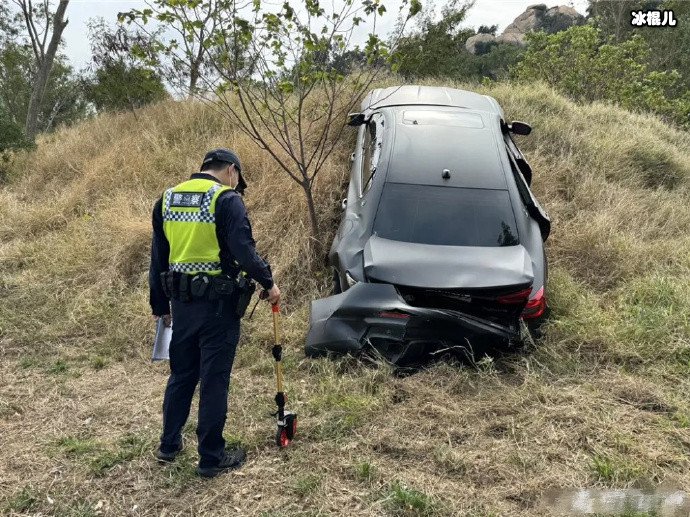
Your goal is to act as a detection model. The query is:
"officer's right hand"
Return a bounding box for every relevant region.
[266,284,281,305]
[154,314,172,327]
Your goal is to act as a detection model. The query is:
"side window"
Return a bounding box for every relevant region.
[360,114,382,196]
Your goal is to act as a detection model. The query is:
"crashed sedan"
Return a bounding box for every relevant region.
[305,86,551,364]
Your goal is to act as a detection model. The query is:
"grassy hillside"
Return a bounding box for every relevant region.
[1,82,689,516]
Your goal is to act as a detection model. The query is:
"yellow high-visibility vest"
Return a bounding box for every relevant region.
[162,178,231,276]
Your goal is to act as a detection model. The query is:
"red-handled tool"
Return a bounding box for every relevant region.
[260,290,297,447]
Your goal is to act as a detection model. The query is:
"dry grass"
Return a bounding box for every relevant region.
[1,82,690,516]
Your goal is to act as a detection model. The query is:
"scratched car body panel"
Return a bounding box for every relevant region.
[305,86,551,364]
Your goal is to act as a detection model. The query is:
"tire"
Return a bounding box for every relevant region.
[276,414,297,447]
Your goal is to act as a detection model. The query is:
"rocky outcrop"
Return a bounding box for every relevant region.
[502,3,546,36]
[465,33,498,54]
[466,4,585,54]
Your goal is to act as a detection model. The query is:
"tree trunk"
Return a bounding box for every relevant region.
[301,181,321,247]
[189,62,199,95]
[24,0,69,142]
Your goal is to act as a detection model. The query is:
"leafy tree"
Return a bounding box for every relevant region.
[394,1,478,78]
[0,35,85,142]
[83,20,168,114]
[118,1,226,96]
[476,43,523,81]
[0,105,25,152]
[11,0,71,142]
[121,0,422,243]
[587,1,690,90]
[514,25,690,127]
[650,1,690,90]
[587,0,662,43]
[0,4,21,46]
[393,1,522,81]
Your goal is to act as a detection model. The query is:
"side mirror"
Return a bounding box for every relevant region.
[341,198,347,210]
[347,113,366,126]
[509,120,532,136]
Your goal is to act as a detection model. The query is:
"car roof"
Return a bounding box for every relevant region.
[361,85,501,113]
[384,106,508,190]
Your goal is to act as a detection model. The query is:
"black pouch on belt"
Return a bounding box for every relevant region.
[211,274,236,298]
[160,271,174,299]
[235,275,256,318]
[177,273,192,302]
[190,274,211,299]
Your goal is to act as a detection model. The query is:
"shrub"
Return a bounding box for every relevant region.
[514,25,690,127]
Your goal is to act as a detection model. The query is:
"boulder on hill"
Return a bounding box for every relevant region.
[465,4,585,54]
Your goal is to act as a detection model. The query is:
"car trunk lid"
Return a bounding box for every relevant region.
[364,235,533,289]
[363,235,534,322]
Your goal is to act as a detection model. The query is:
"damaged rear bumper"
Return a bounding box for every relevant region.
[305,283,520,362]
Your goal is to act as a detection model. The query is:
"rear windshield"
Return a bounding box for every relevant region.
[373,183,519,247]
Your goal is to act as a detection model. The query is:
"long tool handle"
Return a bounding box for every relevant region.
[272,304,284,394]
[272,304,281,344]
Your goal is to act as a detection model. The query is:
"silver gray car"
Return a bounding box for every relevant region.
[306,85,550,364]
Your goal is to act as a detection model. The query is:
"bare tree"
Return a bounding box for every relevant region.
[12,0,69,142]
[123,0,421,245]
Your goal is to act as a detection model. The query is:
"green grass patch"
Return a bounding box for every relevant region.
[90,433,152,475]
[353,460,378,483]
[617,276,690,349]
[670,412,690,428]
[292,473,322,498]
[5,486,39,513]
[308,392,381,440]
[46,358,70,374]
[590,454,643,484]
[56,436,99,457]
[160,456,199,488]
[55,498,99,517]
[19,355,41,369]
[383,481,443,516]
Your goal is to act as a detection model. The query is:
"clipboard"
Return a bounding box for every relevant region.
[152,318,172,361]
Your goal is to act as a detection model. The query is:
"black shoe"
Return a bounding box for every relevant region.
[156,442,184,463]
[196,448,247,478]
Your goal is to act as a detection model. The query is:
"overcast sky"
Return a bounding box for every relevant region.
[62,0,588,71]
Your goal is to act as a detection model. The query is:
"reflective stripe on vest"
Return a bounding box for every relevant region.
[162,178,231,276]
[169,261,222,273]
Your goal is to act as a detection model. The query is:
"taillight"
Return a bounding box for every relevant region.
[377,311,410,319]
[522,286,546,320]
[496,288,532,305]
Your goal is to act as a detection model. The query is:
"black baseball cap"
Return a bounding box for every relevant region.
[201,148,247,193]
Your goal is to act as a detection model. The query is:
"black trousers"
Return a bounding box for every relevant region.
[160,298,240,468]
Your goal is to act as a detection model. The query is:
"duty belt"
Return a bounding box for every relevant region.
[160,271,256,318]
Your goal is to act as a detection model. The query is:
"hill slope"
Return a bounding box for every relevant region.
[1,83,690,516]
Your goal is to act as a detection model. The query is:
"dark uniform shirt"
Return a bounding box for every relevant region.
[149,173,273,315]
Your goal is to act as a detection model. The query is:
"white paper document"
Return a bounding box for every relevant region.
[152,319,172,361]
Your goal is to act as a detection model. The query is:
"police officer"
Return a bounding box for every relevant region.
[149,148,280,478]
